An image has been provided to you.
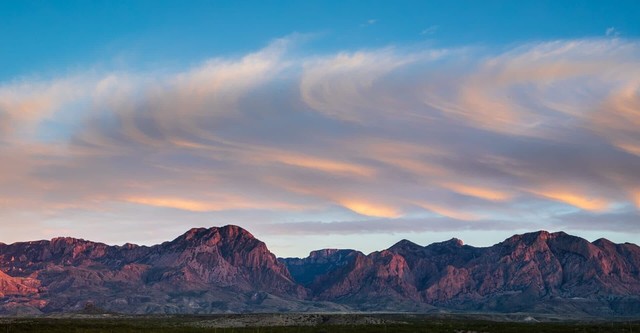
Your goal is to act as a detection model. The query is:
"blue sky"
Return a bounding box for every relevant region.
[2,0,638,79]
[0,1,639,257]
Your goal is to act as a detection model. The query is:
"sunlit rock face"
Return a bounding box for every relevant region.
[0,226,639,315]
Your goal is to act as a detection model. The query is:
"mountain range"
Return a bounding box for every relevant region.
[0,225,638,316]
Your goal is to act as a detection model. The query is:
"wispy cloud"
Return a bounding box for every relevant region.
[606,27,621,37]
[1,37,639,251]
[361,19,378,27]
[255,216,532,236]
[420,25,439,35]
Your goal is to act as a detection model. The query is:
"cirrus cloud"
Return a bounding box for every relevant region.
[0,37,639,255]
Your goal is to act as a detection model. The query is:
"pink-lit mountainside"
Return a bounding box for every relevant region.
[0,225,638,316]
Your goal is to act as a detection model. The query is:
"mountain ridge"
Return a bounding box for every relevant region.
[0,226,639,316]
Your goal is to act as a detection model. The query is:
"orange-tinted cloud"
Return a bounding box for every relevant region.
[529,189,610,211]
[337,199,402,218]
[272,153,375,177]
[125,197,221,212]
[440,183,513,202]
[124,194,308,212]
[630,191,640,209]
[413,202,479,221]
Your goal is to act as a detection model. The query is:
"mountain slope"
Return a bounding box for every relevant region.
[0,225,319,314]
[280,231,640,315]
[0,227,638,315]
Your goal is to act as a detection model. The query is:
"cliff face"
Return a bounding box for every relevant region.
[1,227,639,315]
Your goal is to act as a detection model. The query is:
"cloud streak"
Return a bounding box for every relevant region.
[1,37,639,254]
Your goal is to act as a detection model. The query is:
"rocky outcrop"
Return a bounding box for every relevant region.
[0,270,39,297]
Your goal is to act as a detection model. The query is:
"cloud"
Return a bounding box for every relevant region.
[0,76,92,141]
[413,202,480,221]
[438,182,513,202]
[0,37,640,249]
[606,27,620,37]
[527,189,610,212]
[255,216,530,236]
[123,194,306,212]
[337,199,402,218]
[361,19,378,27]
[556,207,640,233]
[421,25,439,35]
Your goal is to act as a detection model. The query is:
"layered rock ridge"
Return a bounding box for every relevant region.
[1,227,638,315]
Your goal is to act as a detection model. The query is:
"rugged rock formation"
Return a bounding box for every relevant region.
[0,226,638,315]
[281,230,640,315]
[0,225,318,314]
[0,270,39,297]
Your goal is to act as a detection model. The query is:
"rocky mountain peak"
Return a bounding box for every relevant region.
[308,249,341,259]
[426,238,466,251]
[50,236,84,244]
[177,225,256,244]
[389,239,422,252]
[592,237,616,248]
[218,224,255,238]
[182,227,209,239]
[446,237,464,246]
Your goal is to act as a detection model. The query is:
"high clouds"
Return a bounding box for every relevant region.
[1,37,639,252]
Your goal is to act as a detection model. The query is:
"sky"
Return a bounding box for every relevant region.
[1,1,639,257]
